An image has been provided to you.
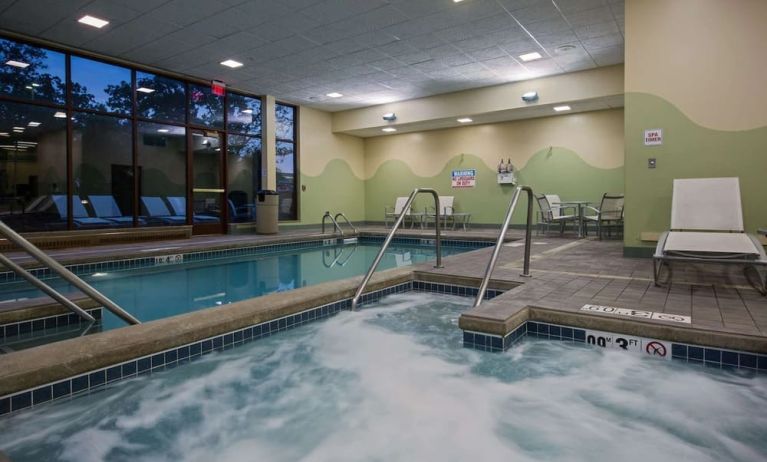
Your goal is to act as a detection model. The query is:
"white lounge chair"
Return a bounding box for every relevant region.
[653,177,766,294]
[535,194,578,235]
[424,196,454,229]
[384,196,416,228]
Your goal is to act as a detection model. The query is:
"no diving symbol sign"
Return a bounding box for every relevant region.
[645,341,667,358]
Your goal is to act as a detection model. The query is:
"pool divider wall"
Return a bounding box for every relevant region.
[0,270,508,417]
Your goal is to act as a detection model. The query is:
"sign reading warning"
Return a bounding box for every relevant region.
[451,169,476,188]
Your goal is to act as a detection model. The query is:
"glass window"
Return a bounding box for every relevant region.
[72,113,133,228]
[0,38,65,105]
[137,122,187,226]
[71,56,131,114]
[0,101,67,231]
[189,84,223,128]
[276,103,294,140]
[227,135,261,222]
[227,93,261,135]
[136,71,186,123]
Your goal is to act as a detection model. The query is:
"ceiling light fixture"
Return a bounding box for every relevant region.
[27,121,41,127]
[242,109,253,114]
[78,15,109,28]
[136,87,155,93]
[553,105,571,112]
[0,133,8,137]
[326,92,343,98]
[157,129,169,133]
[220,59,243,68]
[382,127,397,132]
[5,60,29,68]
[457,117,473,123]
[519,52,542,62]
[54,112,67,118]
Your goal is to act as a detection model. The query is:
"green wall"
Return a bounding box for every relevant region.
[365,150,623,225]
[624,93,767,251]
[299,158,366,224]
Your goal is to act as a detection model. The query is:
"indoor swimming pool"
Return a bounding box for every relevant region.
[0,292,765,462]
[0,240,476,333]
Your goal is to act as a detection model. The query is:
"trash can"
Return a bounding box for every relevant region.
[256,190,279,234]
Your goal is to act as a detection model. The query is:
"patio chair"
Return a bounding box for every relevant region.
[653,177,766,294]
[583,193,624,239]
[384,196,416,228]
[141,196,187,225]
[424,196,454,229]
[535,194,578,236]
[51,195,112,228]
[167,196,219,223]
[88,195,142,226]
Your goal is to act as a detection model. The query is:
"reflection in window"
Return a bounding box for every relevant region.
[137,122,187,226]
[0,101,67,231]
[227,135,261,222]
[275,103,296,220]
[71,56,131,114]
[72,113,133,228]
[189,84,223,128]
[227,93,261,135]
[136,72,186,123]
[0,38,65,105]
[275,103,294,140]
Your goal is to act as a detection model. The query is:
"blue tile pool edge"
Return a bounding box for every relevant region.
[462,320,767,373]
[0,281,504,417]
[0,308,103,341]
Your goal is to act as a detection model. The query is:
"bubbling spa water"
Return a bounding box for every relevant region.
[1,293,766,462]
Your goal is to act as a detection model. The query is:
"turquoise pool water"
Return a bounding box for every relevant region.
[1,292,765,461]
[0,242,469,332]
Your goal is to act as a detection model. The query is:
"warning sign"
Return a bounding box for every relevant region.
[451,169,476,188]
[584,328,672,361]
[644,128,663,146]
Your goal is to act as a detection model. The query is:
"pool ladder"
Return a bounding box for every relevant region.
[0,220,140,325]
[472,186,534,307]
[351,188,443,311]
[321,211,358,236]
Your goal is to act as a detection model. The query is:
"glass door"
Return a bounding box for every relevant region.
[190,130,225,234]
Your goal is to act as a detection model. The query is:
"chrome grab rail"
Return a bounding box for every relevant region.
[334,212,358,234]
[351,188,442,311]
[322,244,358,268]
[321,211,344,236]
[0,220,140,325]
[473,186,534,307]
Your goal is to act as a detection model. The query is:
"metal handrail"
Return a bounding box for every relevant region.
[321,211,344,236]
[322,244,358,268]
[334,212,358,234]
[473,186,534,307]
[351,188,442,311]
[0,220,140,325]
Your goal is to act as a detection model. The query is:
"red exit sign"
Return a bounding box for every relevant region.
[211,80,226,96]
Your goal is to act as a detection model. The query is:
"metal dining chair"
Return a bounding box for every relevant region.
[535,194,578,235]
[583,193,624,239]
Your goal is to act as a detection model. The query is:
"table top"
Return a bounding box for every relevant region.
[558,200,591,205]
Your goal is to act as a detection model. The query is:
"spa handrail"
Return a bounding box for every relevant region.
[334,212,358,234]
[473,186,534,307]
[351,188,443,311]
[0,220,140,325]
[321,211,344,236]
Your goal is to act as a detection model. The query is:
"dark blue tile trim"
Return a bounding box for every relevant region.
[0,308,103,341]
[0,281,500,418]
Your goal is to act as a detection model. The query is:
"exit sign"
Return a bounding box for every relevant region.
[211,80,226,96]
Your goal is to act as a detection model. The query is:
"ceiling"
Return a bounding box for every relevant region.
[0,0,624,112]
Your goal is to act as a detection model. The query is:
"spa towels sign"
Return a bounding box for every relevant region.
[451,169,476,188]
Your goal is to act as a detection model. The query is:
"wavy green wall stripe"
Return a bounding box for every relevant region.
[365,150,623,224]
[624,92,767,248]
[298,158,365,224]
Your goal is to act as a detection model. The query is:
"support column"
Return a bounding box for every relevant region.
[262,95,277,190]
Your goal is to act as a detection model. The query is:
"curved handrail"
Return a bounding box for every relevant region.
[334,212,358,234]
[321,211,343,236]
[473,186,534,307]
[351,188,442,311]
[322,244,358,268]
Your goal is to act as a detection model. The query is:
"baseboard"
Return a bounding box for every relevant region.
[623,246,654,258]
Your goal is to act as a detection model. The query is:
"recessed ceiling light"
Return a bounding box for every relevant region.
[136,87,155,93]
[453,0,465,2]
[519,52,542,62]
[553,105,571,112]
[326,92,343,98]
[24,85,33,90]
[12,127,24,132]
[27,121,41,127]
[31,83,40,87]
[78,15,109,28]
[157,129,169,133]
[457,118,473,123]
[54,112,67,118]
[5,60,29,68]
[220,59,243,68]
[0,133,8,137]
[242,109,253,114]
[382,127,397,132]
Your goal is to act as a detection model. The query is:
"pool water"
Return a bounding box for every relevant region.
[0,242,468,331]
[1,293,765,462]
